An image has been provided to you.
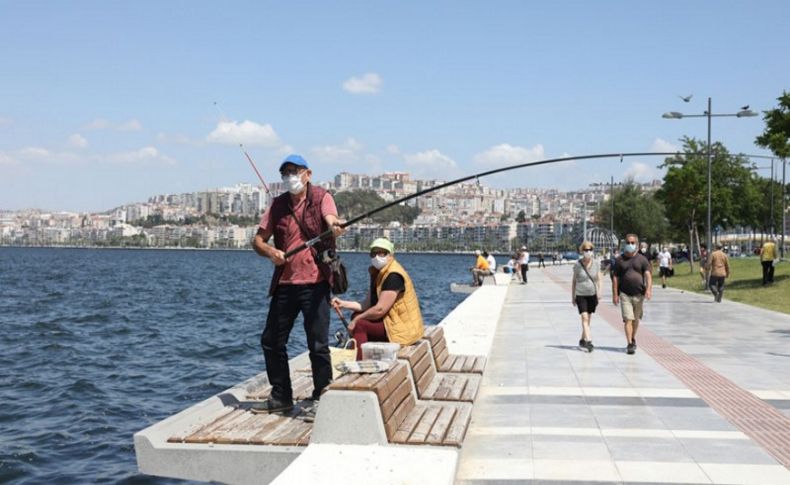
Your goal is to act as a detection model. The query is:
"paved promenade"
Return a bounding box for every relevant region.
[456,264,790,484]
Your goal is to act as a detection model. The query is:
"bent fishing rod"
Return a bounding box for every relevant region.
[280,151,688,258]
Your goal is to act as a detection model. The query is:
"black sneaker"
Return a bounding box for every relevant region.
[301,399,319,423]
[579,339,586,349]
[585,341,594,352]
[250,397,294,414]
[632,337,636,348]
[662,283,666,289]
[626,343,636,355]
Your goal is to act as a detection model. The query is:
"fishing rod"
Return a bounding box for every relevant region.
[283,151,688,258]
[213,101,272,194]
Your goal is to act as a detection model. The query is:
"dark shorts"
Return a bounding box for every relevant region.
[575,295,598,314]
[659,266,672,277]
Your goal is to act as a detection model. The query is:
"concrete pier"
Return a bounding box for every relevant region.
[136,264,790,484]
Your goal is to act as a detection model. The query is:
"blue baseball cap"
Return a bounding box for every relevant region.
[279,154,309,172]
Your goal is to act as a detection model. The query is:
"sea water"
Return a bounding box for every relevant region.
[0,247,471,483]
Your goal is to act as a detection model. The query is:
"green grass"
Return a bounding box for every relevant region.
[662,257,790,315]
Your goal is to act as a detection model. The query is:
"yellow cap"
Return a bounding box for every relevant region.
[370,238,395,254]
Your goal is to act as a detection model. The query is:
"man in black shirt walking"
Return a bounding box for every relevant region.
[612,233,653,355]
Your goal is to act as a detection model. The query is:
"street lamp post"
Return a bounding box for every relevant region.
[662,97,758,285]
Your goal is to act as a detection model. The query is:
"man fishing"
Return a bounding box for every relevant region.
[251,154,345,414]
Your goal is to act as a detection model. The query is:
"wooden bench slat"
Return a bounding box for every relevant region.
[433,374,457,400]
[225,413,283,444]
[168,406,238,442]
[460,374,481,401]
[397,341,428,368]
[384,393,416,439]
[426,406,457,445]
[411,352,432,383]
[472,356,486,373]
[392,403,426,443]
[247,414,293,444]
[372,362,408,401]
[416,364,436,397]
[443,403,473,446]
[407,405,441,444]
[435,346,449,368]
[292,374,315,400]
[424,326,444,346]
[450,355,466,373]
[189,411,257,444]
[272,419,313,446]
[380,378,412,422]
[446,376,468,401]
[256,416,300,445]
[213,412,272,444]
[461,355,476,373]
[182,409,247,443]
[432,339,448,363]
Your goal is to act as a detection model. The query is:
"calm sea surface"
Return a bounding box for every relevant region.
[0,247,472,483]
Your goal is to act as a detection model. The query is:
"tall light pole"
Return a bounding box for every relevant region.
[662,97,758,277]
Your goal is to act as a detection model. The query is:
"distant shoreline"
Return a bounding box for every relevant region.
[0,245,520,257]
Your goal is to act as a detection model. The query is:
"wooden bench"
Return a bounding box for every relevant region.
[397,341,480,402]
[327,361,472,447]
[423,326,486,374]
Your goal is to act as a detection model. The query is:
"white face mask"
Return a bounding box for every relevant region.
[370,255,389,270]
[583,250,593,259]
[282,174,305,194]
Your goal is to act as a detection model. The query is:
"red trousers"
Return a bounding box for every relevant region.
[351,318,389,360]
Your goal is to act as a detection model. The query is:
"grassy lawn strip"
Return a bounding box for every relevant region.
[663,257,790,315]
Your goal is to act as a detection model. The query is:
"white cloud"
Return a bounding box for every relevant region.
[19,147,51,158]
[277,144,295,156]
[403,149,458,179]
[386,144,401,155]
[206,120,281,147]
[624,161,661,182]
[118,119,142,131]
[651,137,679,153]
[473,143,545,167]
[0,152,19,165]
[84,118,111,130]
[311,138,363,161]
[68,134,88,149]
[83,118,143,131]
[106,146,176,165]
[342,73,382,94]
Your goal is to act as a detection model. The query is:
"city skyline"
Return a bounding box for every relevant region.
[1,2,787,212]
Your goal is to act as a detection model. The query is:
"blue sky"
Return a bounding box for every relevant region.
[1,1,787,212]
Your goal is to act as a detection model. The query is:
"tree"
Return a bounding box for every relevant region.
[755,91,790,255]
[756,91,790,160]
[656,137,752,271]
[594,180,669,247]
[516,210,527,223]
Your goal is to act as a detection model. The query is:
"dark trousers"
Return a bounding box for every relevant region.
[762,261,775,284]
[709,276,725,298]
[520,265,528,282]
[261,282,331,402]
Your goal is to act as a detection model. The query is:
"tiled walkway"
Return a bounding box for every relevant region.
[456,264,790,484]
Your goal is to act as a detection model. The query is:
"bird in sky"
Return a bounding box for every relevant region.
[741,105,750,110]
[679,94,693,102]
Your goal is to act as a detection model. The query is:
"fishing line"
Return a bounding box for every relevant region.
[283,150,690,258]
[213,101,271,194]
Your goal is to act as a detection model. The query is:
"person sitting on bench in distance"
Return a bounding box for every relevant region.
[470,249,491,286]
[331,238,425,360]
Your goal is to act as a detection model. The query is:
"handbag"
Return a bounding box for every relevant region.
[289,205,349,294]
[329,338,357,379]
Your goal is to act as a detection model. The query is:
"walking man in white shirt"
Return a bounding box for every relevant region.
[657,247,673,289]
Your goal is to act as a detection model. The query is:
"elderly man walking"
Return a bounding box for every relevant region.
[612,233,653,355]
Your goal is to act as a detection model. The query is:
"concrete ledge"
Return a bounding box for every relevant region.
[271,443,458,485]
[134,355,310,484]
[438,275,509,356]
[310,390,388,445]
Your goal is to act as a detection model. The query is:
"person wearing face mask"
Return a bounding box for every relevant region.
[612,233,653,355]
[331,238,424,360]
[572,242,602,352]
[251,154,346,414]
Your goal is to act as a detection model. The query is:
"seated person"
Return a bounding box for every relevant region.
[470,249,491,286]
[331,238,425,360]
